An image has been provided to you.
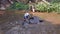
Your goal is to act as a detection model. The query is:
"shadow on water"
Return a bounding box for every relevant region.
[0,12,60,34]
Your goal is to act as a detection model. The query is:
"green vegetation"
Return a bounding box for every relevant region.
[6,0,60,13]
[51,0,60,3]
[35,2,49,12]
[35,2,60,13]
[7,2,29,10]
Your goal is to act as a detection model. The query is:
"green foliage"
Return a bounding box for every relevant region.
[35,2,60,13]
[51,0,60,13]
[35,2,52,12]
[51,3,60,13]
[51,0,60,3]
[7,2,29,10]
[35,2,48,12]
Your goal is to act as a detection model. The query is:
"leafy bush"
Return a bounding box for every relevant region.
[50,3,60,13]
[35,2,60,13]
[51,0,60,13]
[51,0,60,3]
[7,2,29,10]
[35,2,49,12]
[35,2,54,12]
